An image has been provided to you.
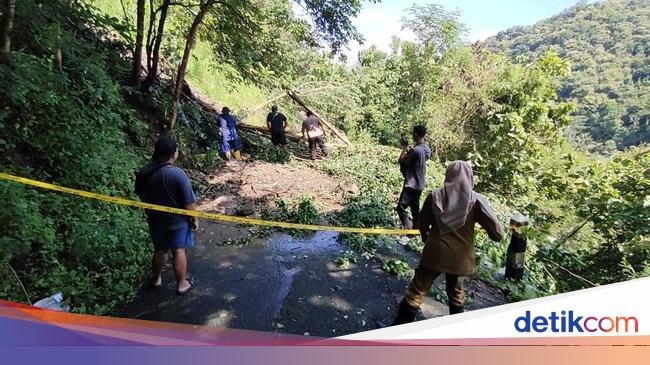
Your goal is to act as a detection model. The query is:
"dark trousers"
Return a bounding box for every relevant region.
[308,135,328,159]
[405,267,465,311]
[396,187,422,229]
[271,130,287,146]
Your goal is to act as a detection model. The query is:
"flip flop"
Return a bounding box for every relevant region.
[176,277,196,296]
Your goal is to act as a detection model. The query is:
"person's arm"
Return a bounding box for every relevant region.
[399,148,415,165]
[418,194,434,242]
[186,203,199,230]
[178,172,199,230]
[283,115,287,130]
[475,194,505,241]
[318,119,326,137]
[302,121,308,140]
[266,114,272,131]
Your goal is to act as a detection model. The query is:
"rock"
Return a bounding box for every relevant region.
[235,201,256,216]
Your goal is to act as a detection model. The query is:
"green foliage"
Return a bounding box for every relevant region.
[217,236,254,247]
[338,195,398,228]
[405,237,424,254]
[241,129,292,164]
[468,51,574,198]
[334,250,358,269]
[485,0,650,152]
[382,259,412,278]
[321,141,444,199]
[572,146,650,277]
[297,0,379,55]
[261,196,321,237]
[401,3,467,56]
[0,0,150,313]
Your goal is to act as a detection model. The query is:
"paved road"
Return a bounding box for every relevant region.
[114,221,502,337]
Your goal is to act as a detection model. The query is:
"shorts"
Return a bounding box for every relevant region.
[149,224,195,251]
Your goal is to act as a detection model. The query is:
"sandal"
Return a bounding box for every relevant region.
[176,277,196,296]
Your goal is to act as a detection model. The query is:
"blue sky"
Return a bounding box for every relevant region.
[344,0,599,62]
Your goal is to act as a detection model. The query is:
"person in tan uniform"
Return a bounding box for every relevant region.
[392,160,505,325]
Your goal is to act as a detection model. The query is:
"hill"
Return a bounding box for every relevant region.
[484,0,649,153]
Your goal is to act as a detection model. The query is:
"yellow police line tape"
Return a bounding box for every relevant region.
[0,172,420,235]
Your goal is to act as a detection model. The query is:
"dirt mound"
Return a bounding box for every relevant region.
[195,159,358,215]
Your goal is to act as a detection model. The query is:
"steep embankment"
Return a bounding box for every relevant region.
[1,1,152,313]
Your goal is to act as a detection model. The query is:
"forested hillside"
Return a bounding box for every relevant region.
[484,0,649,154]
[1,0,647,319]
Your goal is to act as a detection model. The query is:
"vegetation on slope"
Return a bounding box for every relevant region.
[485,0,649,153]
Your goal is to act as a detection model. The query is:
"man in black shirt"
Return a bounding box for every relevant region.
[397,125,432,230]
[135,137,198,296]
[266,105,288,146]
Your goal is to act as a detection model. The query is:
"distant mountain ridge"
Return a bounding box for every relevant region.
[484,0,649,153]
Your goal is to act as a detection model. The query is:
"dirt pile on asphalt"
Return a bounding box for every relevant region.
[193,159,358,216]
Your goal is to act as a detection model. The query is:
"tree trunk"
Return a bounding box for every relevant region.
[168,0,215,130]
[131,0,145,88]
[285,89,352,146]
[0,0,16,61]
[149,0,170,83]
[238,122,304,142]
[145,0,156,73]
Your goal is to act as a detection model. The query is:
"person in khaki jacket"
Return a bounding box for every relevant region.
[392,160,505,325]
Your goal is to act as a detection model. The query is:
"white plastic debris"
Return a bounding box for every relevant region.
[33,292,70,312]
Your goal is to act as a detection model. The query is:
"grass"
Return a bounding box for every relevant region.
[93,0,269,125]
[185,41,267,122]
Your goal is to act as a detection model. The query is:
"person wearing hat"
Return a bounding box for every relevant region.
[134,137,198,296]
[392,160,505,324]
[266,105,288,146]
[218,106,242,160]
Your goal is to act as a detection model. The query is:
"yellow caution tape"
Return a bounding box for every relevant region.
[0,172,420,235]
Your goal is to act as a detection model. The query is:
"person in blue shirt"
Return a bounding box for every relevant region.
[135,137,198,295]
[218,106,242,160]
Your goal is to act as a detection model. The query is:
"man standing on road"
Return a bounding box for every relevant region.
[135,137,198,296]
[267,105,288,146]
[397,125,432,230]
[301,110,328,160]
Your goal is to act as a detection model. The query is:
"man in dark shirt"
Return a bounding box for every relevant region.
[397,125,432,230]
[135,137,198,295]
[266,105,288,146]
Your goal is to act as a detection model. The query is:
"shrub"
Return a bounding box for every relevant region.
[0,1,151,314]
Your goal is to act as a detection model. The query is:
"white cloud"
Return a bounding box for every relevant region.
[468,29,498,42]
[343,5,417,65]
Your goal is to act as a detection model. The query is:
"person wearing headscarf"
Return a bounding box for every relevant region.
[218,106,242,160]
[134,137,198,296]
[392,160,505,325]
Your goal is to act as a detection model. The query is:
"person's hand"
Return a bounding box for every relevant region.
[400,136,409,149]
[191,218,199,230]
